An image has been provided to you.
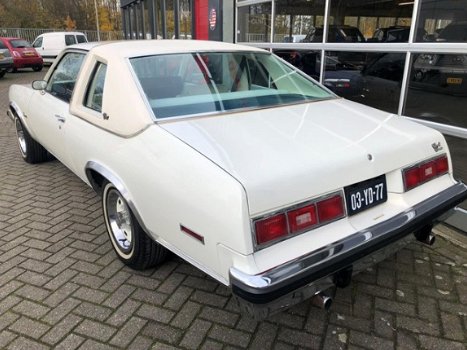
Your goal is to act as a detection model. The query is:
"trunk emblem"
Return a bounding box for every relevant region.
[367,154,373,161]
[432,142,443,152]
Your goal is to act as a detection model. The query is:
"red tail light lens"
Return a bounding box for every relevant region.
[403,167,420,191]
[403,155,449,191]
[435,156,449,175]
[255,214,288,245]
[317,195,345,223]
[287,204,317,233]
[12,51,21,58]
[253,192,346,247]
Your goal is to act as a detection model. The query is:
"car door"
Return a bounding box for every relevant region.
[27,51,86,166]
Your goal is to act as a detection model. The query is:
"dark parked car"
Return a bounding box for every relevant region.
[0,40,14,78]
[412,21,467,96]
[303,25,367,68]
[303,25,366,43]
[0,37,43,72]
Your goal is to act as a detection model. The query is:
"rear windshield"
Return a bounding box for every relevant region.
[130,51,334,119]
[10,39,31,48]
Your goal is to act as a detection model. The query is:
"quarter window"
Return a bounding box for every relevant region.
[46,52,85,102]
[85,63,107,112]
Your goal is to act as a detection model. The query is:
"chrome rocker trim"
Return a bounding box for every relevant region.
[230,182,467,308]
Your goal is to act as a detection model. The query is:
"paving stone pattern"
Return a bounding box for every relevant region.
[0,70,466,350]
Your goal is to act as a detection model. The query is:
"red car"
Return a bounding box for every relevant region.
[0,37,43,72]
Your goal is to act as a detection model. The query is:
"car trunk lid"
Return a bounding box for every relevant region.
[159,98,443,215]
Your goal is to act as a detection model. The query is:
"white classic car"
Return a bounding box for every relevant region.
[8,40,467,318]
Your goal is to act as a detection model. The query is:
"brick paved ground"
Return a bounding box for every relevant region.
[0,70,466,350]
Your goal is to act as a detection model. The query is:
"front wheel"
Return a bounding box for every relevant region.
[14,117,49,164]
[102,182,168,270]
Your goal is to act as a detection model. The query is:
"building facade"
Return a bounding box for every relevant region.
[121,0,467,230]
[120,0,233,42]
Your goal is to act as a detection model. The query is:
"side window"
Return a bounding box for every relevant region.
[65,35,76,46]
[0,41,6,50]
[46,52,85,102]
[33,37,42,48]
[85,63,107,112]
[77,35,87,43]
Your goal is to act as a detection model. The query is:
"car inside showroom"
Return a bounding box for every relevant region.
[121,0,467,232]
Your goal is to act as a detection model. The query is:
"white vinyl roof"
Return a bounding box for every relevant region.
[71,39,267,59]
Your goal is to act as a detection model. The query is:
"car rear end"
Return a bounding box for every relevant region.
[5,38,43,71]
[129,44,467,318]
[0,44,13,78]
[161,99,467,318]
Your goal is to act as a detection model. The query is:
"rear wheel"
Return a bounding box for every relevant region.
[32,65,43,72]
[102,182,168,270]
[14,117,49,164]
[0,70,5,78]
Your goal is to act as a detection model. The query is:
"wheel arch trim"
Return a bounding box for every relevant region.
[85,160,156,239]
[9,101,26,123]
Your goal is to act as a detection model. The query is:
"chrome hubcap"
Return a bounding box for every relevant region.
[106,189,133,253]
[15,119,27,156]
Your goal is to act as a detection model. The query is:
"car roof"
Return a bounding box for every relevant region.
[39,31,86,36]
[68,39,267,58]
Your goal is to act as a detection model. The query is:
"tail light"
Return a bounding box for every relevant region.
[253,192,346,247]
[255,214,287,245]
[403,155,449,191]
[12,51,21,58]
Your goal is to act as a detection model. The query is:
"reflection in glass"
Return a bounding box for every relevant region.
[405,53,467,129]
[273,0,325,43]
[179,0,192,39]
[237,4,272,42]
[323,52,405,113]
[326,0,412,42]
[273,49,322,80]
[416,0,467,42]
[302,25,365,43]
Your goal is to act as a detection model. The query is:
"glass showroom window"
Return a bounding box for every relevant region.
[326,0,413,42]
[323,51,406,113]
[237,3,272,43]
[273,0,325,43]
[415,0,467,42]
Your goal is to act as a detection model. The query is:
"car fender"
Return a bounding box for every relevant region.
[8,85,38,138]
[84,160,155,240]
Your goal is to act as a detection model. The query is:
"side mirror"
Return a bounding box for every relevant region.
[32,80,47,90]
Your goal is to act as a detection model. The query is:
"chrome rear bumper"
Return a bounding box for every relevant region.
[230,182,467,318]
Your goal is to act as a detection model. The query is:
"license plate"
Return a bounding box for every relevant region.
[344,175,387,216]
[24,52,34,56]
[0,54,3,59]
[447,77,462,85]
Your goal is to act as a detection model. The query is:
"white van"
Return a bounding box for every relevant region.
[32,32,88,64]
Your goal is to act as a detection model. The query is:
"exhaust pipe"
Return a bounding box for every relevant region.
[414,225,436,246]
[421,233,436,245]
[311,292,333,310]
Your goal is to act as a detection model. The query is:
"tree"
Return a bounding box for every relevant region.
[0,0,121,31]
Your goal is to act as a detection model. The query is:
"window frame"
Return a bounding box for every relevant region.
[45,50,86,103]
[84,62,107,113]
